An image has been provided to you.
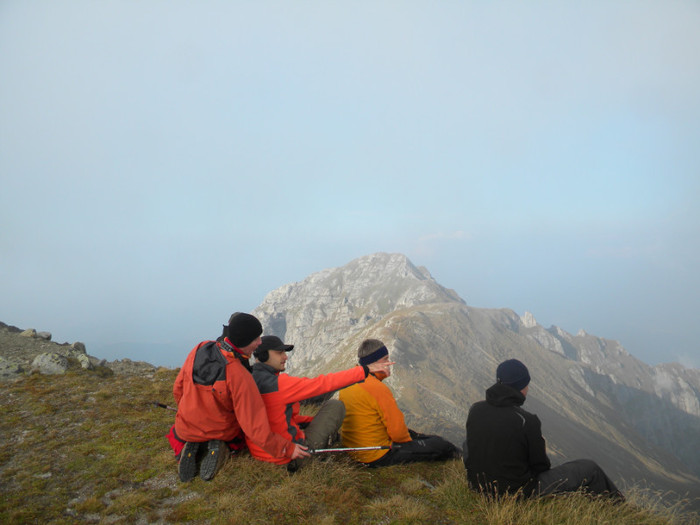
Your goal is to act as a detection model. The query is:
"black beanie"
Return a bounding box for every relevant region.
[226,312,263,348]
[496,359,531,391]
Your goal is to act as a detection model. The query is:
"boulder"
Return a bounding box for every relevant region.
[76,353,93,370]
[31,353,69,375]
[0,357,24,380]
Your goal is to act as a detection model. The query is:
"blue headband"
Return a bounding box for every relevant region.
[359,345,389,366]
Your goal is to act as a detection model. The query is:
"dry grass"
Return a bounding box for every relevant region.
[1,368,698,524]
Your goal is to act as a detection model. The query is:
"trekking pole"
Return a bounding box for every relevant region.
[311,445,391,454]
[152,401,177,412]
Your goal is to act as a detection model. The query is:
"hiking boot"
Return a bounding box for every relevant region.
[178,441,202,482]
[199,440,229,481]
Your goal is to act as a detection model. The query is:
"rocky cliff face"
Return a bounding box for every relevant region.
[253,252,700,504]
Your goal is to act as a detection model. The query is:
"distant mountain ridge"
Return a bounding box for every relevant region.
[253,252,700,507]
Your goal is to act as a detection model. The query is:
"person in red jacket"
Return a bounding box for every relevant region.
[248,335,393,471]
[167,313,309,482]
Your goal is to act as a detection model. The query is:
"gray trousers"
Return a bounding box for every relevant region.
[287,399,345,472]
[302,399,346,450]
[536,459,623,499]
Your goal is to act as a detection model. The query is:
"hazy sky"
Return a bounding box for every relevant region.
[1,2,698,369]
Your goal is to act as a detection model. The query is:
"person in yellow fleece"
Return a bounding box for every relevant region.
[339,338,461,466]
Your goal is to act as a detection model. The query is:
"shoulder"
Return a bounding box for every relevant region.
[193,340,219,359]
[340,380,373,401]
[361,376,398,405]
[513,405,536,418]
[512,406,540,427]
[468,399,488,413]
[368,377,395,400]
[192,341,228,385]
[252,364,280,394]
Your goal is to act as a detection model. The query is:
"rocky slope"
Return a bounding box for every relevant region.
[0,321,158,379]
[253,252,700,505]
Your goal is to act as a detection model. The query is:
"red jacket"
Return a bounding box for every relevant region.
[173,341,293,459]
[247,362,367,464]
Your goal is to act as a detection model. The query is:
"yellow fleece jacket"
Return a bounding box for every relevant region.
[339,374,411,463]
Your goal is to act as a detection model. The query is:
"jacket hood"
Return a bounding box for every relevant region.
[485,382,526,408]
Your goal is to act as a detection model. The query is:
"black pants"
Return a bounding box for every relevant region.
[536,459,623,499]
[368,434,460,467]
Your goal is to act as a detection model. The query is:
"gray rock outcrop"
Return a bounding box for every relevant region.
[31,353,69,375]
[0,322,155,380]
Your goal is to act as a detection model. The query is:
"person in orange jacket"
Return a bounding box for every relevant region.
[167,313,309,482]
[248,335,393,471]
[339,338,460,466]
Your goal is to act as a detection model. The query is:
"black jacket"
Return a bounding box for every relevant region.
[464,383,551,496]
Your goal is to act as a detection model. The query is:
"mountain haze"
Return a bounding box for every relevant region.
[253,252,700,507]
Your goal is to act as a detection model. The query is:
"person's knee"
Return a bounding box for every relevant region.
[328,399,346,419]
[574,458,602,476]
[321,399,346,429]
[427,435,459,453]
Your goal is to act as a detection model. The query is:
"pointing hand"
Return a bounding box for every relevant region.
[367,360,395,376]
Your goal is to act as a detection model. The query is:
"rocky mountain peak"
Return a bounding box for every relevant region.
[520,311,537,328]
[253,252,464,369]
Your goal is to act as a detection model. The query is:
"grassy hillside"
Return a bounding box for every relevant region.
[1,366,697,524]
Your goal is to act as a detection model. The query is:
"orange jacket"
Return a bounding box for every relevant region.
[339,374,411,463]
[247,363,367,464]
[173,341,293,459]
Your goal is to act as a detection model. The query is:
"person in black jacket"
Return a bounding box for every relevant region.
[464,359,623,500]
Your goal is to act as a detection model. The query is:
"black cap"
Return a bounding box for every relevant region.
[225,312,263,348]
[258,335,294,353]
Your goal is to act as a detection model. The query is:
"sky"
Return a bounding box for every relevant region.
[1,1,699,369]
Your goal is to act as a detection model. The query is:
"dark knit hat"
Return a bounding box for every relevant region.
[225,312,263,348]
[496,359,531,391]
